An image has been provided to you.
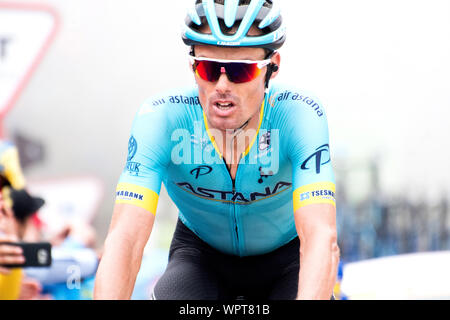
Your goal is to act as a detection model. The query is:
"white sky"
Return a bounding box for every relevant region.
[279,0,450,198]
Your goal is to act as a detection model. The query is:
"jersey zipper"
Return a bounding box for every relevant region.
[231,155,243,256]
[201,100,266,256]
[221,154,242,256]
[232,179,239,252]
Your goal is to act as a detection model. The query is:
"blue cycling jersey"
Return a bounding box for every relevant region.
[115,82,335,257]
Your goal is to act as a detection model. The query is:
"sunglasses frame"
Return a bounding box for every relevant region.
[189,55,272,83]
[189,56,272,69]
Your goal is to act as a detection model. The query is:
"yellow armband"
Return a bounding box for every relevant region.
[0,268,23,300]
[293,181,336,212]
[115,183,159,215]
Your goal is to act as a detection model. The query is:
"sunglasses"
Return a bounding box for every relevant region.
[189,56,272,84]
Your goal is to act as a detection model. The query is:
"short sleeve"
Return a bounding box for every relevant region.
[115,98,172,215]
[283,93,336,212]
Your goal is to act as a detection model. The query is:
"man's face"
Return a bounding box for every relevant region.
[193,45,270,131]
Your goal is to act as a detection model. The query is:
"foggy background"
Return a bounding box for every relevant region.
[3,0,450,267]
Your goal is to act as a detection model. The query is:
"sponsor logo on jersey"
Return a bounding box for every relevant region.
[126,161,141,176]
[259,131,271,151]
[293,181,336,211]
[311,189,335,198]
[301,144,331,174]
[116,190,144,201]
[190,165,213,179]
[115,183,159,215]
[300,189,335,201]
[300,192,310,201]
[176,181,292,204]
[125,136,140,175]
[127,136,137,161]
[258,166,273,184]
[149,95,200,107]
[276,91,324,117]
[168,95,200,105]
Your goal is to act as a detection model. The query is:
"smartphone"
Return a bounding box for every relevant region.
[0,242,52,268]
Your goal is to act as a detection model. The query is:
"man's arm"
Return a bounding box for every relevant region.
[279,88,338,299]
[94,203,155,300]
[93,92,173,299]
[294,203,339,300]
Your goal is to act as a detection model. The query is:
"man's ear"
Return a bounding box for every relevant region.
[270,51,281,79]
[264,51,281,88]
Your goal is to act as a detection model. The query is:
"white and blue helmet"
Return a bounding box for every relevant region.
[182,0,286,51]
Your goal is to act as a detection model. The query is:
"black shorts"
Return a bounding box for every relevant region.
[153,219,300,300]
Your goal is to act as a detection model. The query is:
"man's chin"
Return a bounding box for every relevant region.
[207,115,239,131]
[210,120,244,132]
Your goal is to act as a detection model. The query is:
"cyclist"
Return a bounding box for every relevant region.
[94,0,339,300]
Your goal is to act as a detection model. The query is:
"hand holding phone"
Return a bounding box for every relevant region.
[0,234,25,273]
[0,242,52,268]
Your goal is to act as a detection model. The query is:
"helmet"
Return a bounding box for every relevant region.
[182,0,286,52]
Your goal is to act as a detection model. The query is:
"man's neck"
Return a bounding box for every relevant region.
[209,105,263,169]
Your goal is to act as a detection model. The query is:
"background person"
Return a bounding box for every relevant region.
[0,187,48,300]
[0,139,30,300]
[0,192,24,300]
[1,187,99,300]
[9,187,99,300]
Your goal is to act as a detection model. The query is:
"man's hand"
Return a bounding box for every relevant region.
[0,234,25,274]
[18,277,42,300]
[0,192,24,274]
